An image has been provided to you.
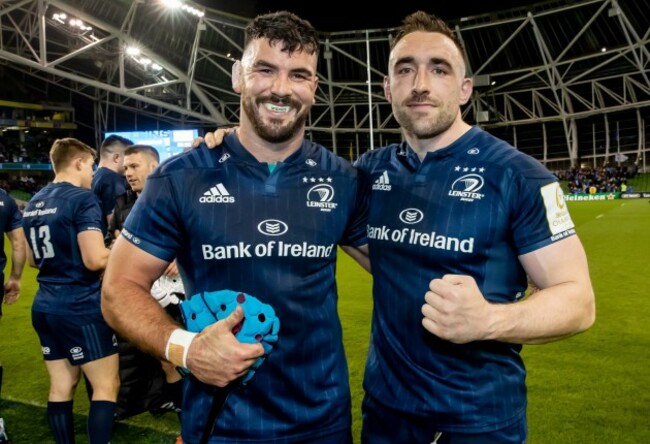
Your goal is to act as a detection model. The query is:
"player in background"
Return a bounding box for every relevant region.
[0,188,26,443]
[108,145,185,421]
[92,135,133,237]
[23,138,118,444]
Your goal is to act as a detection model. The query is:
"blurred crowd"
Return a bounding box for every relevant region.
[555,164,638,194]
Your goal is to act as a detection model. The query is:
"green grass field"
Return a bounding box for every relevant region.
[2,198,649,443]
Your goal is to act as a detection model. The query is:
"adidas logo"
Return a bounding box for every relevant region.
[372,171,392,191]
[199,183,235,203]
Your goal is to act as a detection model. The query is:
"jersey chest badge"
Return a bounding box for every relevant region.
[302,176,338,212]
[448,166,487,202]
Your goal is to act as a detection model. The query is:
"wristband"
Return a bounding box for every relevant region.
[165,328,197,368]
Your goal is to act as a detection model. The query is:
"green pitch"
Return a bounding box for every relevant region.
[2,198,649,442]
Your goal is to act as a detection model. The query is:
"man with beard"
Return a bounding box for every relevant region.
[352,11,595,443]
[101,11,368,443]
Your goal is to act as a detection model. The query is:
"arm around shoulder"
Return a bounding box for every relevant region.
[341,244,371,273]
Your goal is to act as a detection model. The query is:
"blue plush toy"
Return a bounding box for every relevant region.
[180,290,280,384]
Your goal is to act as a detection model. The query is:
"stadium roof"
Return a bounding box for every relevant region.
[1,0,648,165]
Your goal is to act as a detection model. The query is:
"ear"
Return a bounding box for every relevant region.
[73,156,84,171]
[459,77,473,106]
[232,60,242,93]
[112,152,120,164]
[311,75,319,104]
[383,76,392,103]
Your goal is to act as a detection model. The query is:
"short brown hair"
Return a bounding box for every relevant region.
[124,144,160,163]
[49,138,96,173]
[392,11,465,60]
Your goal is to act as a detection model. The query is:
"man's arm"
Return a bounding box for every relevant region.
[3,227,26,304]
[341,244,370,273]
[101,236,265,387]
[77,230,110,271]
[25,236,37,269]
[422,235,595,345]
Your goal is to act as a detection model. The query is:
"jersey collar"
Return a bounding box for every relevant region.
[223,132,316,166]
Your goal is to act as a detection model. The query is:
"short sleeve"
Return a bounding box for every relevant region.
[121,174,181,262]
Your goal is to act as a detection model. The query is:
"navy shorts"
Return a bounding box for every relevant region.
[32,310,118,365]
[361,394,527,444]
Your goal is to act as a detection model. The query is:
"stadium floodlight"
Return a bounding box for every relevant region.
[126,46,141,56]
[162,0,182,8]
[52,12,66,24]
[160,0,204,17]
[51,11,92,33]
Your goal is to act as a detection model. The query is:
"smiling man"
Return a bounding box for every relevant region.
[102,11,368,443]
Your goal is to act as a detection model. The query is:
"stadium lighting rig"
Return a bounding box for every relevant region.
[51,12,93,33]
[161,0,205,18]
[124,45,164,72]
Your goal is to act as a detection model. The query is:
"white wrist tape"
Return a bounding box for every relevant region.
[165,328,197,368]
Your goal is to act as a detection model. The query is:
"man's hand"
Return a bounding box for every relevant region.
[203,127,238,149]
[190,127,237,150]
[185,306,265,387]
[421,274,493,344]
[3,278,20,304]
[162,260,179,277]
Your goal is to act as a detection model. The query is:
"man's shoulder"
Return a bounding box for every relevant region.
[156,146,216,176]
[92,167,121,187]
[354,144,398,170]
[25,184,98,217]
[467,129,553,181]
[303,143,360,178]
[0,188,15,205]
[56,183,99,204]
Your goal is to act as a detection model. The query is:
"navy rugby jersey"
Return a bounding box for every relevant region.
[22,183,105,315]
[92,167,127,233]
[122,133,368,442]
[1,189,23,276]
[355,126,575,433]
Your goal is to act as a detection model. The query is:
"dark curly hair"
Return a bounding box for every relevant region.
[245,11,319,57]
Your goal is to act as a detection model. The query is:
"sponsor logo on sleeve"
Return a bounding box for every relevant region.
[541,182,575,239]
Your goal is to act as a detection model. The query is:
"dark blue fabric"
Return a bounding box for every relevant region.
[23,183,104,315]
[354,126,574,433]
[123,136,368,442]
